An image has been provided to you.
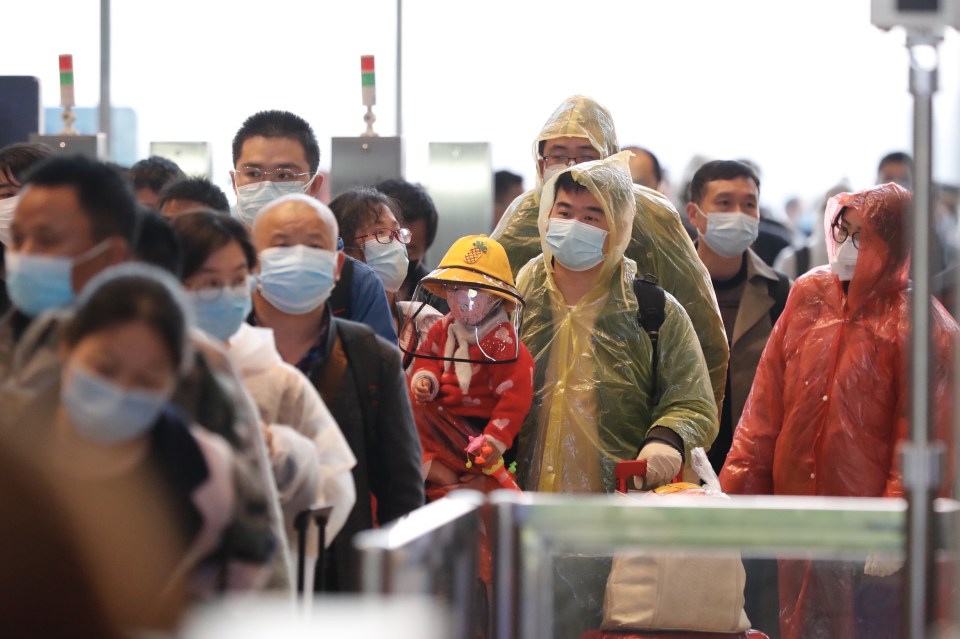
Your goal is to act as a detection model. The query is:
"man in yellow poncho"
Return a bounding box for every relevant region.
[492,96,728,412]
[516,152,717,493]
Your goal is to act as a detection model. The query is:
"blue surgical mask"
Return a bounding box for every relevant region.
[187,281,252,341]
[4,240,110,317]
[235,179,314,228]
[363,239,409,293]
[62,365,172,444]
[257,244,337,314]
[698,209,760,258]
[545,218,608,271]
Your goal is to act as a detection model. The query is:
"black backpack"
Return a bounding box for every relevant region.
[633,276,666,402]
[634,271,791,402]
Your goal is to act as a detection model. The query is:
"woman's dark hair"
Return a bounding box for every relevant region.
[0,142,55,186]
[170,210,256,280]
[63,270,188,371]
[328,187,403,250]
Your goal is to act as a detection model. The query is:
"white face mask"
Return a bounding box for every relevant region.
[363,238,409,293]
[541,163,569,183]
[831,240,859,281]
[234,175,316,228]
[698,209,760,258]
[0,195,19,247]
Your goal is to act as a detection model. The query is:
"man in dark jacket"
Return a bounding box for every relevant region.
[249,192,425,591]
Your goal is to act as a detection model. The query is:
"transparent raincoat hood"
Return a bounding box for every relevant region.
[492,95,728,409]
[516,153,717,494]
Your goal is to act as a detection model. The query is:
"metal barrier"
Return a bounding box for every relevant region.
[355,491,485,639]
[354,491,960,639]
[489,492,960,639]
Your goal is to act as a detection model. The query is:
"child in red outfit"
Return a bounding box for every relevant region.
[404,235,533,498]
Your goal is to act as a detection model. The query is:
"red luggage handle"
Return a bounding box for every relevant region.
[615,459,682,493]
[615,460,648,493]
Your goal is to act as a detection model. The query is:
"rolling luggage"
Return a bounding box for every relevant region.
[582,453,769,639]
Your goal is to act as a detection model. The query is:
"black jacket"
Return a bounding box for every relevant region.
[305,314,425,591]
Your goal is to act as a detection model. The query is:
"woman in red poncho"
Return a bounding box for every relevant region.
[720,183,957,639]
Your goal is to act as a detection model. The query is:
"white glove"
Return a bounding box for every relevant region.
[636,442,682,489]
[864,553,904,577]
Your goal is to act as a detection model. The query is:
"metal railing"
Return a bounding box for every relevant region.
[355,491,960,639]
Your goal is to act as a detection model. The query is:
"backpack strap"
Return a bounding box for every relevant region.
[316,333,349,402]
[766,272,791,326]
[328,257,355,318]
[633,275,666,403]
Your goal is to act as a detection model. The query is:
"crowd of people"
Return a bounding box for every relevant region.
[0,96,956,639]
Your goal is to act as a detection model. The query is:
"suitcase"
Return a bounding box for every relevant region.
[294,505,332,595]
[581,460,770,639]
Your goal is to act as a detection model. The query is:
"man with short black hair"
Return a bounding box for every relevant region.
[493,170,524,229]
[158,176,230,219]
[231,110,397,342]
[129,155,186,210]
[877,151,913,191]
[622,145,662,191]
[686,160,790,474]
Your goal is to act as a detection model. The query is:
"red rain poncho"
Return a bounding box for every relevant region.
[720,183,957,639]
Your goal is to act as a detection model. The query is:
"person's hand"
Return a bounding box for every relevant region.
[413,377,433,403]
[864,553,904,577]
[455,474,491,492]
[636,442,682,489]
[426,462,461,488]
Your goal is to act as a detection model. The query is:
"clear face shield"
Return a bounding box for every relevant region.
[398,274,525,366]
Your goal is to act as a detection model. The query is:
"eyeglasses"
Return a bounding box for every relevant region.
[235,166,314,183]
[187,277,252,301]
[355,227,413,245]
[831,223,860,249]
[539,154,601,168]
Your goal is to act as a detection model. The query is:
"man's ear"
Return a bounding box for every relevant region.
[685,202,700,229]
[57,341,70,365]
[230,170,239,195]
[334,251,345,283]
[307,174,325,199]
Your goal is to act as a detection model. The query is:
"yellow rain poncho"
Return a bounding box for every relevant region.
[516,152,717,493]
[492,95,728,409]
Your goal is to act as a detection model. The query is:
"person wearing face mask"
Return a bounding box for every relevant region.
[0,142,56,315]
[516,153,717,639]
[249,193,424,592]
[230,110,397,343]
[375,179,440,301]
[405,235,533,499]
[685,160,791,476]
[517,153,717,495]
[48,265,238,612]
[720,184,958,639]
[491,96,728,420]
[0,155,291,593]
[330,187,410,305]
[172,211,357,568]
[686,160,790,637]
